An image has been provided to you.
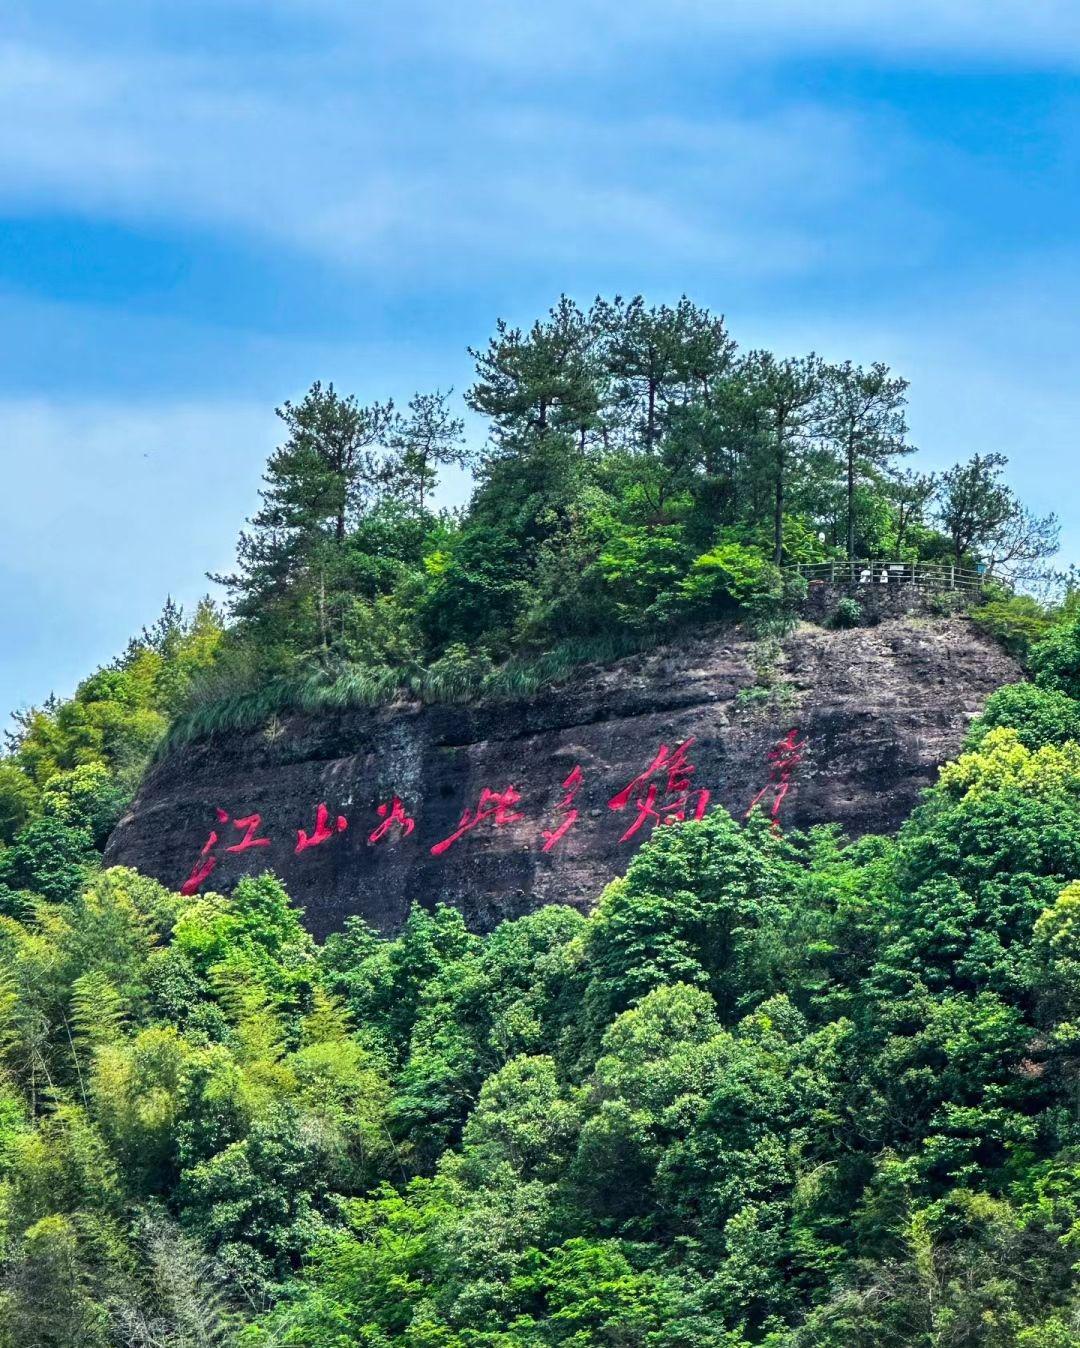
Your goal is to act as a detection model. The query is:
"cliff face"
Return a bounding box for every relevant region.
[105,618,1019,939]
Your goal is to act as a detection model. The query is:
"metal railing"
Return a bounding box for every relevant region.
[786,561,999,594]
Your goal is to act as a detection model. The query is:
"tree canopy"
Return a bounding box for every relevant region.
[186,296,1060,705]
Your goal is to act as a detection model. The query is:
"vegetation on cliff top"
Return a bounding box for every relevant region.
[201,296,1058,705]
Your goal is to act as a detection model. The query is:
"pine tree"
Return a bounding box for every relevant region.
[743,352,826,564]
[386,390,471,512]
[594,295,736,451]
[822,361,912,559]
[211,382,394,648]
[467,295,600,450]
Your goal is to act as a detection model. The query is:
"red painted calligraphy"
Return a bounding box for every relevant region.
[368,796,416,844]
[745,728,806,830]
[431,786,523,856]
[180,806,273,895]
[541,765,583,853]
[608,737,710,842]
[296,802,349,854]
[225,813,272,853]
[180,831,218,896]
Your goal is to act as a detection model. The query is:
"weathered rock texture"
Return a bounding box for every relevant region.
[105,618,1019,939]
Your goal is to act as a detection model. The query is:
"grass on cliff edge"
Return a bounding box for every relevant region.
[157,631,659,756]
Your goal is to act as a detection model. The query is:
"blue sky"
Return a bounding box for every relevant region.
[2,0,1080,716]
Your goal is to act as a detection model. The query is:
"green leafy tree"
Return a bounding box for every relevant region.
[386,388,472,512]
[821,361,911,560]
[0,817,96,910]
[1031,610,1080,699]
[938,452,1059,579]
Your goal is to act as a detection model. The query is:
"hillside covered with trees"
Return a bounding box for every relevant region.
[0,296,1078,1345]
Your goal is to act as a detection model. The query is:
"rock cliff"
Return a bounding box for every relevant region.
[105,617,1019,938]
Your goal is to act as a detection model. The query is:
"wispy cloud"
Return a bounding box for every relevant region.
[252,0,1080,71]
[0,35,917,284]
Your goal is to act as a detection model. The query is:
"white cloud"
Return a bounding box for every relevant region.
[0,36,913,284]
[258,0,1080,71]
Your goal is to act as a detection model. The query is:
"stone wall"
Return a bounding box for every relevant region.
[801,575,974,624]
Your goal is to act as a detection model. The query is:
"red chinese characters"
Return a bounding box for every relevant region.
[296,802,349,854]
[430,786,523,856]
[369,796,416,844]
[175,722,810,890]
[608,737,710,842]
[745,728,806,830]
[180,832,219,895]
[179,807,271,895]
[541,765,583,853]
[226,813,272,853]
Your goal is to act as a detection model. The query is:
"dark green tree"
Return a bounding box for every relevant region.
[822,361,911,559]
[743,352,827,564]
[467,296,600,450]
[886,465,938,557]
[937,452,1059,578]
[594,295,736,452]
[386,389,471,513]
[212,382,394,648]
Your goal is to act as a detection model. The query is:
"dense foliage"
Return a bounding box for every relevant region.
[1,294,1077,1344]
[0,603,1078,1343]
[0,600,224,863]
[197,296,1056,708]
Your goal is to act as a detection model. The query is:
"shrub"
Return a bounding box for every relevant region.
[676,543,781,616]
[970,593,1052,659]
[832,597,863,630]
[1030,613,1080,700]
[967,682,1080,752]
[598,523,690,626]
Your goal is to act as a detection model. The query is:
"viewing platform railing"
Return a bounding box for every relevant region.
[786,561,998,596]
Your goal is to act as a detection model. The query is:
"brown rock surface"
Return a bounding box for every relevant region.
[104,617,1020,938]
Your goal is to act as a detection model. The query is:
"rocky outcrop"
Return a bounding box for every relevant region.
[105,618,1020,938]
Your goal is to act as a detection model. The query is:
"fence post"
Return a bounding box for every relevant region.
[949,563,955,589]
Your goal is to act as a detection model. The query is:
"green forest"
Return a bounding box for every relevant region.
[1,296,1079,1345]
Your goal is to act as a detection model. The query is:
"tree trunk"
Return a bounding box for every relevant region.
[847,442,856,560]
[774,458,784,565]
